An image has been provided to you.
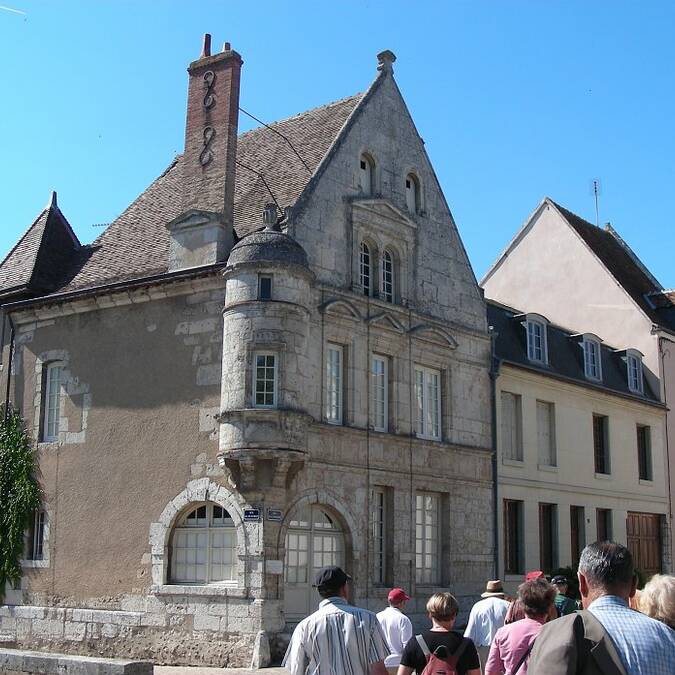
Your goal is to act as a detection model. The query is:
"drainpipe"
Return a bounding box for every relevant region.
[488,326,500,578]
[3,311,15,421]
[658,336,673,569]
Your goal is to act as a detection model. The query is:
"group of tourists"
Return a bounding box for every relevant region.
[282,541,675,675]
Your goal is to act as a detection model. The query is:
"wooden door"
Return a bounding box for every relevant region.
[626,512,662,581]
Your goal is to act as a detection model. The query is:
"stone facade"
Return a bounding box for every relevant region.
[0,45,493,666]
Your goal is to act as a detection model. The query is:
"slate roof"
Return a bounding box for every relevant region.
[0,202,80,300]
[551,201,675,331]
[488,300,660,403]
[0,93,362,299]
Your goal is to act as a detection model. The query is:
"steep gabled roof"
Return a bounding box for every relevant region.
[1,93,363,297]
[0,197,80,299]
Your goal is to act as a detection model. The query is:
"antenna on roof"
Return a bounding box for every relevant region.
[590,178,601,227]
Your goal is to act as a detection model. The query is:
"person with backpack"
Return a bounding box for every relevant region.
[485,578,555,674]
[397,591,481,675]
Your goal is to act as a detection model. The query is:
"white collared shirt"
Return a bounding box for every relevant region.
[463,595,509,647]
[376,605,414,667]
[283,596,390,675]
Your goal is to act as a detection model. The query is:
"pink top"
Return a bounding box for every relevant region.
[485,616,546,675]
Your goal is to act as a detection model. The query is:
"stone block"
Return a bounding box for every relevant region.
[193,613,220,631]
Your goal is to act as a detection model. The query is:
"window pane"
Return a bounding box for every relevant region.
[45,365,63,440]
[254,353,276,407]
[501,392,522,461]
[360,243,371,295]
[415,492,439,584]
[371,357,387,431]
[381,251,393,303]
[326,347,343,423]
[537,401,556,466]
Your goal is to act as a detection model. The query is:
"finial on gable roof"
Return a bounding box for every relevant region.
[47,191,58,209]
[263,203,280,231]
[377,50,396,74]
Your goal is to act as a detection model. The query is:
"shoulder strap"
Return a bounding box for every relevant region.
[416,634,431,658]
[512,638,535,675]
[447,637,470,666]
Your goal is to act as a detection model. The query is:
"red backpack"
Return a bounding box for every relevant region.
[415,634,469,675]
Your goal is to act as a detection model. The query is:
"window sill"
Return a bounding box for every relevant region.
[538,464,558,473]
[639,479,654,486]
[151,583,245,598]
[415,434,442,442]
[502,458,524,467]
[21,559,49,569]
[36,441,60,450]
[594,472,612,480]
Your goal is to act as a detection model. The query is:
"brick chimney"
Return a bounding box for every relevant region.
[167,35,243,271]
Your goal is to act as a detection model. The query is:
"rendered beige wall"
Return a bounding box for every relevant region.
[496,365,669,593]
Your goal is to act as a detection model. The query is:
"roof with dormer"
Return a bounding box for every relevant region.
[488,300,661,404]
[0,93,363,300]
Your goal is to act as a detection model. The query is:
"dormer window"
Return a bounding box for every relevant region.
[582,335,603,381]
[359,154,375,195]
[523,315,548,364]
[359,242,372,296]
[626,351,644,394]
[405,173,420,214]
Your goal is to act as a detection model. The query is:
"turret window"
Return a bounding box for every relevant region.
[381,250,394,303]
[253,353,277,407]
[258,274,272,300]
[359,242,372,296]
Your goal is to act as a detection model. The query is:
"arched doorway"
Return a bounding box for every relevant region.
[284,504,345,621]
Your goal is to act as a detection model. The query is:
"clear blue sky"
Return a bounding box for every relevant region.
[1,1,674,285]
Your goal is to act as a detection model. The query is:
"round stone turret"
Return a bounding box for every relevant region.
[227,207,309,270]
[218,205,314,490]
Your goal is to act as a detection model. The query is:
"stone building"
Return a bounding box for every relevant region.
[482,198,675,571]
[0,38,493,666]
[488,300,670,593]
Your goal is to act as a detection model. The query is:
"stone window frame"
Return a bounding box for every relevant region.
[325,343,344,425]
[33,350,91,447]
[358,151,377,196]
[404,169,423,215]
[252,351,278,408]
[149,478,250,595]
[21,505,51,569]
[350,201,415,307]
[370,354,389,433]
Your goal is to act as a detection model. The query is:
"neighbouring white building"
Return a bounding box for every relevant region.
[483,198,674,578]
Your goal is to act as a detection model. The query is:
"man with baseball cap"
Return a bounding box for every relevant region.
[377,588,413,674]
[464,580,509,674]
[551,574,577,616]
[283,565,389,675]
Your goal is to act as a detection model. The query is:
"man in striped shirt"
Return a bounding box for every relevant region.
[283,566,390,675]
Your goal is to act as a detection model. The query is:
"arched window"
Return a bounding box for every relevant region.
[405,173,420,214]
[169,503,236,584]
[360,242,372,296]
[359,154,375,195]
[381,250,394,303]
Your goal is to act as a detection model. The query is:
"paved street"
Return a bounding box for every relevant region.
[155,668,287,675]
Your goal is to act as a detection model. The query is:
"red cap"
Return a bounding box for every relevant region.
[525,570,545,581]
[388,588,411,604]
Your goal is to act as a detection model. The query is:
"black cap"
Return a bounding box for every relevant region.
[551,575,568,585]
[314,566,351,590]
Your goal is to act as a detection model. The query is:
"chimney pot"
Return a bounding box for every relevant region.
[201,33,212,58]
[223,41,231,52]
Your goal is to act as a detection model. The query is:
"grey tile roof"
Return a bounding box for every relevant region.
[0,204,80,299]
[1,93,362,297]
[488,300,660,403]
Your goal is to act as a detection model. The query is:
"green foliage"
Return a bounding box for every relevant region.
[0,405,41,602]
